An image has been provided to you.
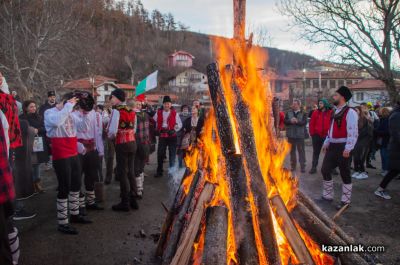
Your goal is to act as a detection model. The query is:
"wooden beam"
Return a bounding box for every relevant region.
[162,171,201,264]
[170,183,214,265]
[201,206,228,265]
[233,0,246,41]
[292,202,369,265]
[270,195,315,265]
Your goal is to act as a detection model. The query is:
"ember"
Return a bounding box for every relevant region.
[156,1,371,265]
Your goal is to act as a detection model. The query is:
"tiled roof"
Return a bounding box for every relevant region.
[116,83,135,90]
[63,75,117,90]
[348,79,387,90]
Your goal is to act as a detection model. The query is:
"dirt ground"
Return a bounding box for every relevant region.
[17,144,400,265]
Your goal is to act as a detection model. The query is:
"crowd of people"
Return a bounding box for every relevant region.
[0,72,205,265]
[0,68,399,264]
[282,86,400,210]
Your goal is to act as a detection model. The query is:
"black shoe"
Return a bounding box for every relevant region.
[366,164,376,169]
[70,214,93,224]
[86,203,104,211]
[130,197,139,210]
[320,196,333,202]
[104,180,111,185]
[154,173,163,178]
[112,202,130,212]
[79,207,87,216]
[309,168,317,174]
[335,202,350,210]
[13,209,37,221]
[58,224,78,235]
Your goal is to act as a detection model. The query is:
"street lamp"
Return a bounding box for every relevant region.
[302,68,306,106]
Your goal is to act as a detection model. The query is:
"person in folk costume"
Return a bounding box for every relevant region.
[107,89,139,211]
[321,86,358,209]
[0,110,19,265]
[153,96,182,178]
[0,73,22,264]
[133,94,151,198]
[44,92,92,235]
[71,92,104,214]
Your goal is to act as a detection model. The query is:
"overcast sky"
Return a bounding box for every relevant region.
[143,0,327,59]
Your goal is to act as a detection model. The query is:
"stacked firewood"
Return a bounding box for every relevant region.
[154,62,375,265]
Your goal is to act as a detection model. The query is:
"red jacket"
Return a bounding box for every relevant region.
[309,109,332,138]
[0,92,22,149]
[0,115,15,204]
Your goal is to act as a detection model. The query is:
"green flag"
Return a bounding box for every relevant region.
[136,70,158,96]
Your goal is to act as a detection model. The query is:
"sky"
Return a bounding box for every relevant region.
[143,0,327,59]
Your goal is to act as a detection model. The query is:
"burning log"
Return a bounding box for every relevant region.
[162,171,201,264]
[292,202,369,265]
[201,206,228,265]
[170,183,214,265]
[156,169,192,256]
[206,63,236,155]
[270,195,315,265]
[207,63,260,264]
[297,192,355,244]
[230,81,281,265]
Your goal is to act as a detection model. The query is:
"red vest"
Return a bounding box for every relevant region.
[116,106,136,145]
[331,107,349,139]
[157,108,177,138]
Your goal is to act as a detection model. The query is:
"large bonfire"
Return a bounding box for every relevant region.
[156,1,372,265]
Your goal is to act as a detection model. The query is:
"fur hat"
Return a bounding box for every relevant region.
[336,86,352,102]
[111,89,126,102]
[163,95,172,103]
[47,91,56,97]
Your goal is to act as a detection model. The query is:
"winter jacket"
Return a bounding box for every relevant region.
[284,110,307,139]
[309,109,332,138]
[388,106,400,171]
[19,113,49,163]
[375,117,390,148]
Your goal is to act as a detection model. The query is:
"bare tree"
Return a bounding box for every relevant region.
[279,0,400,103]
[0,0,89,98]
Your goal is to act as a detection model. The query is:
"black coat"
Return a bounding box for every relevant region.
[19,113,49,164]
[14,120,35,199]
[388,106,400,171]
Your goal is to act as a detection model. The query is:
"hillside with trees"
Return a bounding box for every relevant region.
[0,0,316,99]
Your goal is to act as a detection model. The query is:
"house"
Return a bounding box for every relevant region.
[168,50,195,68]
[62,75,135,104]
[285,69,365,105]
[348,79,391,107]
[168,68,209,99]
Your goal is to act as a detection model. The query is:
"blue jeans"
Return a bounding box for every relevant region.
[380,147,389,171]
[32,164,41,182]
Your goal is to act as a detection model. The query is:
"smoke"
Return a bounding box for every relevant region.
[167,163,186,201]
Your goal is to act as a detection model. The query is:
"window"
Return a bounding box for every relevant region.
[104,84,109,91]
[338,80,345,86]
[329,79,336,89]
[355,92,364,101]
[346,80,353,85]
[306,79,311,88]
[321,80,328,88]
[312,79,319,89]
[275,81,283,93]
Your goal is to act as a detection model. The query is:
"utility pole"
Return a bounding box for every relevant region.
[302,68,306,106]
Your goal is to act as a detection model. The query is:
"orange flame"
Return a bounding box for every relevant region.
[182,36,332,264]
